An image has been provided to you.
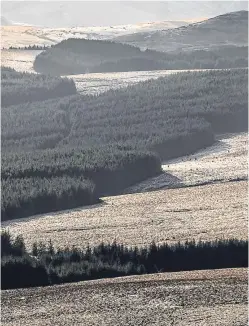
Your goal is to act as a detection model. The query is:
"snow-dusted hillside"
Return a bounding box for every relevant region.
[113,10,248,52]
[1,20,190,49]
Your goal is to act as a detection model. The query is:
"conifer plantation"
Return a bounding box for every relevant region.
[1,231,248,289]
[34,38,248,75]
[2,68,247,220]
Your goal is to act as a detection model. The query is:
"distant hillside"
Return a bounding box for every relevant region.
[113,10,248,52]
[34,38,248,76]
[1,16,13,26]
[2,1,248,27]
[0,15,33,27]
[1,20,192,50]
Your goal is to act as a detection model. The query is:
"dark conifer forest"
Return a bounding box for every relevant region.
[1,67,77,107]
[33,38,248,75]
[1,231,248,289]
[1,68,248,220]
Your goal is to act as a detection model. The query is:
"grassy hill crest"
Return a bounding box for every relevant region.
[113,10,248,52]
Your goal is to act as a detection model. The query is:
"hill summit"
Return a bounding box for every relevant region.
[113,10,248,52]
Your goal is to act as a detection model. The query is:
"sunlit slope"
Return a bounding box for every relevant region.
[1,268,247,326]
[2,180,247,250]
[126,133,247,193]
[113,10,248,52]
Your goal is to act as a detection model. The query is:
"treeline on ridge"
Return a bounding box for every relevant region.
[7,44,51,50]
[33,38,248,75]
[1,66,77,107]
[2,69,247,220]
[1,231,248,289]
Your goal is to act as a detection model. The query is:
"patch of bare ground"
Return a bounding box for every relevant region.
[2,180,247,249]
[1,268,248,326]
[1,26,54,49]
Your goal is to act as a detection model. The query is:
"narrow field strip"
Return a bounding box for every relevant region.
[2,180,247,249]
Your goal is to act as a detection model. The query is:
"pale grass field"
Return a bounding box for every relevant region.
[1,49,42,73]
[165,133,248,183]
[0,21,199,49]
[126,132,248,193]
[1,26,54,49]
[66,68,209,95]
[1,268,248,326]
[2,180,247,249]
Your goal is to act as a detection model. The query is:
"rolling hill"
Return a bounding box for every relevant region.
[2,1,248,27]
[1,268,248,325]
[113,10,248,52]
[0,20,190,50]
[1,16,13,26]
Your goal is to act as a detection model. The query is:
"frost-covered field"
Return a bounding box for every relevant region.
[2,180,247,250]
[1,26,55,49]
[67,69,205,95]
[126,133,248,193]
[1,49,42,72]
[1,21,189,49]
[2,268,248,326]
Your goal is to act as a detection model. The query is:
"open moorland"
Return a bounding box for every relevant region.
[1,49,42,73]
[0,20,190,49]
[126,132,247,193]
[1,10,248,326]
[1,268,248,326]
[2,180,247,249]
[114,10,248,52]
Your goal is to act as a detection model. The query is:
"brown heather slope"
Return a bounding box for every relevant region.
[1,268,248,326]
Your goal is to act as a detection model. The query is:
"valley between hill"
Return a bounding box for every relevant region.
[1,11,248,325]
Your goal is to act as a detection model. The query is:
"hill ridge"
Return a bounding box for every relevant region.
[113,10,248,52]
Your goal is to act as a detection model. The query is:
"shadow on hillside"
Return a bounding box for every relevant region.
[2,200,108,226]
[165,139,232,164]
[121,171,183,195]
